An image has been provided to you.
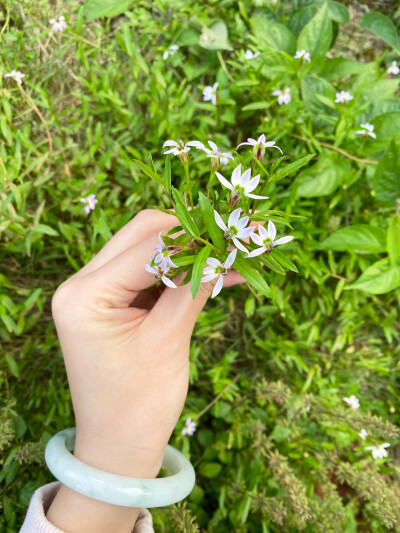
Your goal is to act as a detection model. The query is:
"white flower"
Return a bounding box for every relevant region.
[214,209,254,253]
[365,443,390,459]
[4,70,25,85]
[343,395,359,409]
[181,417,196,436]
[153,233,179,270]
[356,123,376,139]
[79,194,98,215]
[188,140,233,165]
[145,262,177,289]
[248,221,294,257]
[237,133,283,161]
[49,15,67,32]
[335,91,353,104]
[358,429,368,440]
[295,49,311,62]
[163,139,191,162]
[244,49,260,60]
[201,249,237,298]
[215,163,268,206]
[387,61,399,76]
[272,87,291,105]
[203,82,219,106]
[163,44,179,60]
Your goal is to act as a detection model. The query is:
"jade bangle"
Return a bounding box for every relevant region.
[44,427,196,507]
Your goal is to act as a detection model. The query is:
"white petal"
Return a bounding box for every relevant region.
[212,276,224,298]
[224,248,237,269]
[236,141,252,149]
[231,164,242,186]
[232,237,248,253]
[258,134,265,144]
[222,152,234,160]
[236,215,249,230]
[245,175,260,192]
[238,226,254,239]
[240,168,251,187]
[202,273,219,283]
[247,247,266,257]
[215,172,233,190]
[250,232,263,246]
[228,208,241,228]
[162,275,177,288]
[247,193,269,199]
[274,236,294,246]
[208,140,218,152]
[163,140,178,148]
[145,264,157,275]
[206,257,221,268]
[214,210,227,231]
[268,220,276,241]
[258,225,268,240]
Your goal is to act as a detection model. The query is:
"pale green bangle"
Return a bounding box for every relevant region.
[44,427,196,507]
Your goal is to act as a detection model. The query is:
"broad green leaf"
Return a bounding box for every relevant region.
[360,12,400,53]
[271,249,299,273]
[198,192,226,250]
[346,258,400,294]
[31,224,59,237]
[83,0,133,20]
[172,187,200,238]
[133,159,163,185]
[234,255,271,297]
[270,154,315,183]
[324,1,349,24]
[319,58,367,81]
[199,462,222,478]
[199,21,231,51]
[295,155,349,197]
[191,246,212,299]
[163,155,171,194]
[250,18,296,54]
[301,75,338,129]
[374,112,400,138]
[387,215,400,266]
[319,225,386,254]
[373,140,400,206]
[298,3,332,58]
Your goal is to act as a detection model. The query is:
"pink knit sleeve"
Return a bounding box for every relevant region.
[19,481,154,533]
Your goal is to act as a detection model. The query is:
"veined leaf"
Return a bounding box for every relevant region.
[319,225,386,254]
[260,254,286,275]
[360,12,400,53]
[172,187,200,238]
[198,192,226,250]
[191,246,212,299]
[173,255,197,267]
[298,3,332,57]
[346,258,400,294]
[271,249,299,273]
[234,254,271,297]
[373,140,400,206]
[387,215,400,267]
[270,154,315,183]
[134,159,163,185]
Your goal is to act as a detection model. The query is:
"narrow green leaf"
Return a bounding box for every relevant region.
[148,153,157,174]
[387,215,400,266]
[270,153,315,183]
[234,254,271,297]
[172,187,200,238]
[134,159,163,185]
[242,102,270,111]
[163,155,171,194]
[5,353,19,378]
[31,224,59,237]
[260,254,286,275]
[191,246,212,299]
[198,192,226,250]
[271,249,299,273]
[172,255,197,267]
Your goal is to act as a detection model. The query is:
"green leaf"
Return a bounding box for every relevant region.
[325,1,349,24]
[271,249,299,273]
[199,21,232,51]
[346,258,400,294]
[373,140,400,206]
[301,75,338,129]
[198,192,226,250]
[171,187,200,238]
[191,246,212,299]
[374,112,400,138]
[387,215,400,266]
[250,18,296,54]
[163,155,171,194]
[270,154,315,183]
[234,254,271,297]
[319,225,387,254]
[5,353,19,378]
[133,159,163,185]
[199,462,222,478]
[120,24,149,74]
[298,3,333,58]
[295,155,349,198]
[260,254,286,275]
[172,255,196,267]
[241,102,271,112]
[31,224,59,237]
[83,0,134,20]
[360,12,400,53]
[319,58,367,81]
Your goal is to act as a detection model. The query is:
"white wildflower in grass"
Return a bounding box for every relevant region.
[358,429,368,440]
[343,395,360,409]
[4,70,25,85]
[145,262,177,289]
[387,61,399,76]
[237,133,283,162]
[244,49,260,59]
[153,233,179,270]
[163,44,179,60]
[203,82,219,106]
[215,163,268,207]
[248,220,294,257]
[49,15,67,32]
[356,123,376,139]
[181,417,196,436]
[79,194,98,215]
[295,49,311,63]
[163,139,191,163]
[201,249,237,298]
[272,87,291,105]
[365,443,390,459]
[188,140,233,170]
[214,209,254,253]
[335,91,353,104]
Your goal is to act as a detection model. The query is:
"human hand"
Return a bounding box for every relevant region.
[46,209,244,532]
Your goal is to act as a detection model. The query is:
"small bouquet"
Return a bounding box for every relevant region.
[135,135,314,299]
